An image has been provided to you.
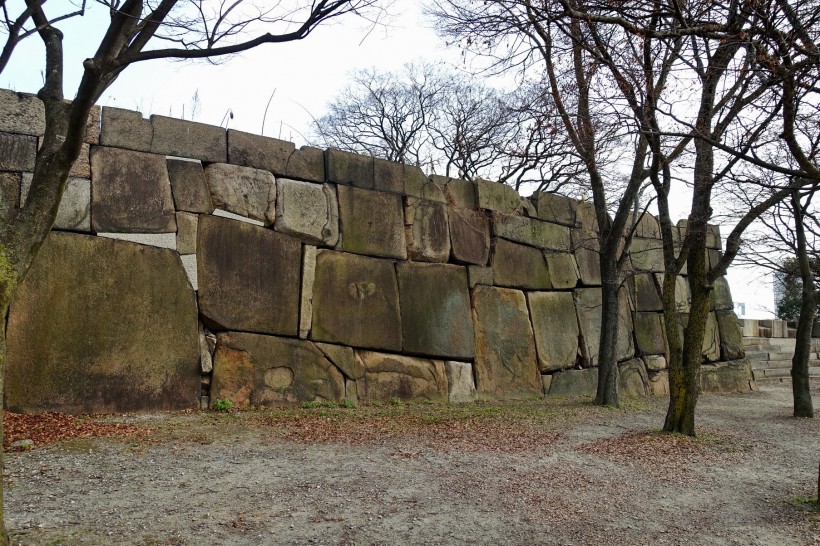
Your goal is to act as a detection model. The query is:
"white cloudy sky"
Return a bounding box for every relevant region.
[3,0,775,317]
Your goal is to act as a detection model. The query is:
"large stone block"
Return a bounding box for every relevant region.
[405,197,450,262]
[702,312,721,362]
[476,179,520,213]
[166,158,213,214]
[197,214,301,335]
[326,148,374,189]
[717,310,745,360]
[630,237,665,272]
[712,276,734,311]
[493,213,571,251]
[618,359,649,397]
[528,292,580,372]
[0,132,36,171]
[626,211,661,239]
[356,351,448,403]
[576,201,599,231]
[530,192,577,226]
[150,115,227,162]
[397,263,474,359]
[315,342,364,380]
[300,246,317,339]
[633,273,662,312]
[205,163,276,225]
[545,252,579,289]
[212,333,345,407]
[286,146,325,183]
[0,89,45,136]
[6,232,199,413]
[275,178,339,245]
[472,286,542,399]
[432,175,476,209]
[448,207,490,265]
[21,174,90,232]
[373,158,404,194]
[404,166,446,202]
[571,229,602,286]
[227,129,295,174]
[67,142,91,178]
[175,212,198,254]
[633,312,667,356]
[100,107,153,151]
[656,273,691,312]
[574,287,634,365]
[492,238,551,290]
[0,172,19,212]
[548,367,598,396]
[337,185,406,259]
[90,147,177,233]
[445,361,477,403]
[311,250,402,351]
[700,361,753,393]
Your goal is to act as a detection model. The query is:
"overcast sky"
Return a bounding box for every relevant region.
[3,0,775,318]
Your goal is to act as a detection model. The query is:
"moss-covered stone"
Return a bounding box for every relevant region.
[356,351,448,402]
[492,238,551,290]
[528,291,579,372]
[338,185,406,259]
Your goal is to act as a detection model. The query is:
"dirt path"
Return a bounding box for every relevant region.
[5,382,819,546]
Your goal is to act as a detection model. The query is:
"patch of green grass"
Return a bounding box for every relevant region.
[789,496,820,513]
[213,399,233,412]
[389,396,404,406]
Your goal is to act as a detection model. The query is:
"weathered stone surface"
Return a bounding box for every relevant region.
[67,143,91,178]
[315,342,364,380]
[712,276,734,311]
[311,250,402,351]
[180,253,197,290]
[432,176,476,209]
[703,312,721,362]
[356,351,448,402]
[22,174,90,232]
[0,89,45,136]
[326,148,374,189]
[626,211,661,239]
[476,179,520,213]
[345,379,359,405]
[85,105,101,144]
[0,132,36,171]
[630,237,665,272]
[528,291,579,372]
[405,197,450,262]
[548,368,598,396]
[648,370,669,395]
[492,238,551,290]
[700,361,753,393]
[707,249,722,270]
[468,265,493,287]
[338,185,406,259]
[150,115,226,162]
[472,286,542,399]
[572,229,602,286]
[91,147,177,233]
[541,374,552,394]
[545,252,579,289]
[643,354,667,371]
[574,288,634,365]
[175,212,198,254]
[493,213,571,251]
[0,171,19,211]
[717,310,745,360]
[373,158,404,194]
[656,273,691,313]
[706,224,722,249]
[6,232,199,413]
[228,129,295,174]
[100,107,152,151]
[397,263,474,359]
[200,324,216,374]
[198,214,301,335]
[445,361,477,403]
[211,332,345,407]
[212,208,264,226]
[576,201,599,231]
[205,163,276,225]
[618,358,649,397]
[634,273,663,312]
[404,166,446,202]
[530,192,577,226]
[286,146,325,183]
[300,246,317,339]
[448,207,490,265]
[97,232,176,249]
[166,158,213,214]
[275,178,339,245]
[633,312,667,356]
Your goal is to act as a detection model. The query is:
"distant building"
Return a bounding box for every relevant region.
[734,302,746,318]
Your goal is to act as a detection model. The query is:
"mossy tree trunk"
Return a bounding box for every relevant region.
[790,191,815,418]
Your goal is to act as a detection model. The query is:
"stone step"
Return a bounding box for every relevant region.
[766,359,793,369]
[745,352,771,361]
[752,366,820,380]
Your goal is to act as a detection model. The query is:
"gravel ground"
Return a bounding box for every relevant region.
[5,381,819,546]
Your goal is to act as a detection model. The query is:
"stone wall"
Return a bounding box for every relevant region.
[0,89,751,413]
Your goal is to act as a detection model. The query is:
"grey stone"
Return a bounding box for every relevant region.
[204,163,276,225]
[97,232,176,249]
[468,265,493,287]
[286,146,325,183]
[405,197,450,262]
[528,291,580,372]
[571,229,601,286]
[445,361,477,403]
[326,148,374,189]
[656,273,691,313]
[476,179,520,213]
[176,212,198,254]
[337,185,406,259]
[0,89,45,136]
[431,175,476,209]
[0,132,36,171]
[373,157,404,194]
[618,359,649,397]
[626,211,661,239]
[630,237,665,272]
[68,143,91,178]
[717,310,745,360]
[228,129,295,174]
[648,370,669,395]
[492,238,550,290]
[0,172,19,212]
[315,342,364,380]
[541,374,552,394]
[90,147,177,233]
[700,361,753,393]
[576,201,599,231]
[404,165,446,202]
[212,333,345,407]
[397,262,475,359]
[493,213,571,250]
[548,368,598,396]
[275,178,339,245]
[100,107,153,152]
[703,312,721,362]
[22,174,90,232]
[707,224,722,250]
[212,208,265,226]
[633,312,667,356]
[180,254,197,290]
[448,207,491,265]
[712,276,734,311]
[633,273,662,312]
[85,105,101,145]
[643,354,667,371]
[6,232,200,413]
[199,324,214,374]
[356,351,448,403]
[345,379,359,405]
[530,192,577,226]
[472,285,542,399]
[311,250,402,351]
[574,287,634,366]
[300,246,317,339]
[150,115,226,162]
[197,214,301,336]
[545,252,579,289]
[166,158,213,214]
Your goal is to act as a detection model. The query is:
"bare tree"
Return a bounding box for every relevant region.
[0,0,382,541]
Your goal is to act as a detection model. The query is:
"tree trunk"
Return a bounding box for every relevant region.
[790,192,815,418]
[0,261,14,546]
[595,262,620,407]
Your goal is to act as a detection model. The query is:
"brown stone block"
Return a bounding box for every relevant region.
[405,198,450,262]
[286,146,325,183]
[228,129,295,175]
[100,107,153,152]
[0,89,45,136]
[530,192,577,226]
[491,238,550,290]
[0,132,36,171]
[204,163,276,225]
[167,158,214,214]
[326,148,374,189]
[338,185,406,259]
[356,351,448,403]
[448,207,490,265]
[528,291,580,372]
[150,115,227,162]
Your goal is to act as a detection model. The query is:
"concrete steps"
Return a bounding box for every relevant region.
[744,336,820,382]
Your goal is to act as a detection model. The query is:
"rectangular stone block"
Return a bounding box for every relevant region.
[0,89,45,136]
[630,237,665,272]
[404,165,446,202]
[338,185,406,259]
[326,148,374,189]
[176,212,198,254]
[228,129,295,175]
[576,201,599,231]
[205,163,276,225]
[492,238,550,290]
[626,211,661,239]
[717,310,745,360]
[275,178,339,246]
[0,172,19,212]
[431,175,476,209]
[0,132,36,171]
[356,351,448,403]
[398,263,475,359]
[100,107,153,152]
[476,179,520,213]
[548,368,598,396]
[545,252,579,289]
[315,342,364,380]
[633,273,662,312]
[493,213,571,251]
[571,229,601,286]
[448,207,490,265]
[574,287,634,365]
[91,147,177,233]
[711,276,734,311]
[528,292,580,372]
[68,142,91,178]
[300,245,318,339]
[21,174,90,232]
[167,158,214,214]
[197,214,301,335]
[468,265,493,287]
[286,146,325,183]
[85,105,101,144]
[633,312,667,356]
[373,157,404,194]
[150,115,227,162]
[405,197,450,262]
[530,192,577,226]
[445,361,477,403]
